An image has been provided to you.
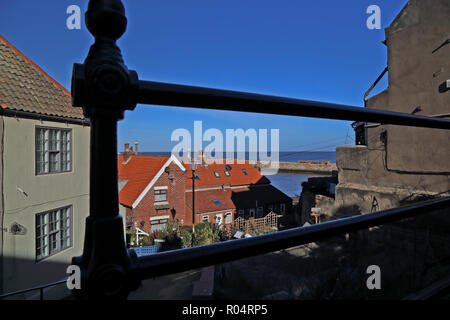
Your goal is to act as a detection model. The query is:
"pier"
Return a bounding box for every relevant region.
[255,160,337,174]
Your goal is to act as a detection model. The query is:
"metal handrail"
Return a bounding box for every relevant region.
[135,196,450,279]
[137,80,450,130]
[0,279,67,301]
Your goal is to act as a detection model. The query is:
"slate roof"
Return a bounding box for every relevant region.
[0,35,84,119]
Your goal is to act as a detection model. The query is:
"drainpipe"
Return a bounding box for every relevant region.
[0,116,4,294]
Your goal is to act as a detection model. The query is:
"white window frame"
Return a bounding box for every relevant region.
[36,206,72,261]
[202,215,209,222]
[150,218,168,232]
[225,212,232,224]
[215,213,223,228]
[154,189,167,202]
[36,126,72,175]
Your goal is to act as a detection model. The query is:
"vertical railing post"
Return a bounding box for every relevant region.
[70,0,140,299]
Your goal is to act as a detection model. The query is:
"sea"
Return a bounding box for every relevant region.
[140,151,336,198]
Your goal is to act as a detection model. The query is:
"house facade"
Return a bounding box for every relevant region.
[119,149,292,234]
[118,151,187,233]
[0,35,90,297]
[184,155,292,229]
[335,0,450,215]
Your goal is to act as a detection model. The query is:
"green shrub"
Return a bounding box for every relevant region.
[194,222,220,246]
[126,229,152,247]
[180,226,194,248]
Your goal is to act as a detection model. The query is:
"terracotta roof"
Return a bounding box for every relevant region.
[183,160,269,188]
[186,188,236,214]
[118,155,170,207]
[0,35,84,119]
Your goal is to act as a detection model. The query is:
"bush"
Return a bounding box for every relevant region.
[194,222,221,246]
[126,229,152,247]
[180,226,194,248]
[127,220,233,248]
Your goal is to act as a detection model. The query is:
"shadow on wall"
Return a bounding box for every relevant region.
[0,257,72,300]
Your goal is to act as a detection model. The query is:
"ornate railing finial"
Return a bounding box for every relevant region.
[72,0,138,120]
[85,0,127,40]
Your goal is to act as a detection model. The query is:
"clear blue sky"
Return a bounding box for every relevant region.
[0,0,408,152]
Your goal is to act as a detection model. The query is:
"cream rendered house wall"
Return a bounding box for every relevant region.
[1,116,90,297]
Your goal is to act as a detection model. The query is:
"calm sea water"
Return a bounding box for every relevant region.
[140,151,336,197]
[140,151,336,163]
[270,151,335,197]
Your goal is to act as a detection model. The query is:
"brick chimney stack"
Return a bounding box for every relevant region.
[123,143,135,162]
[199,149,207,166]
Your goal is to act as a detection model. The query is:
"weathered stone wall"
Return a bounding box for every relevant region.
[335,0,450,215]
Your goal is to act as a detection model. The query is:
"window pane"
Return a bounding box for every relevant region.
[155,190,167,202]
[36,128,72,174]
[36,206,71,260]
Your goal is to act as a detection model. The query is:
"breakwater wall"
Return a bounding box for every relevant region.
[256,160,337,174]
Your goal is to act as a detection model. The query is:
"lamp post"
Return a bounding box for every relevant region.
[190,155,198,247]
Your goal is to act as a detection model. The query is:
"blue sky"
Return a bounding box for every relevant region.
[0,0,408,152]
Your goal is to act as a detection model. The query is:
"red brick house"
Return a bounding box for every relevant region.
[186,188,236,227]
[184,157,292,229]
[118,152,187,233]
[118,148,292,233]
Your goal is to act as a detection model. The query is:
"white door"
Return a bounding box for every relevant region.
[216,213,223,228]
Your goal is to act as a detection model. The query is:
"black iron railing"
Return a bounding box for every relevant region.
[68,0,450,299]
[0,279,67,301]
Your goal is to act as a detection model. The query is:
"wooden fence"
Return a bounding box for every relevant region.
[231,212,281,234]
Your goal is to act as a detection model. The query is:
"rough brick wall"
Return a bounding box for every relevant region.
[131,162,187,233]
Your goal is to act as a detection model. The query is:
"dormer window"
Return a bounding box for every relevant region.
[214,171,220,178]
[224,171,230,177]
[242,169,248,175]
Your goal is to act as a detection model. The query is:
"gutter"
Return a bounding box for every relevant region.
[0,109,90,126]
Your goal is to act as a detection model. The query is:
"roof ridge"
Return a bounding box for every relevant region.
[0,34,71,97]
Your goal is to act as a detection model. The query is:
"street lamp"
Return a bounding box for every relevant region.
[189,153,199,247]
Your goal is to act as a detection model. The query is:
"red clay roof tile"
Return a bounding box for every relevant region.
[183,161,268,188]
[118,155,170,207]
[0,34,84,119]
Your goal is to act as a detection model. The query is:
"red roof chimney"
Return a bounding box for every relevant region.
[123,143,134,162]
